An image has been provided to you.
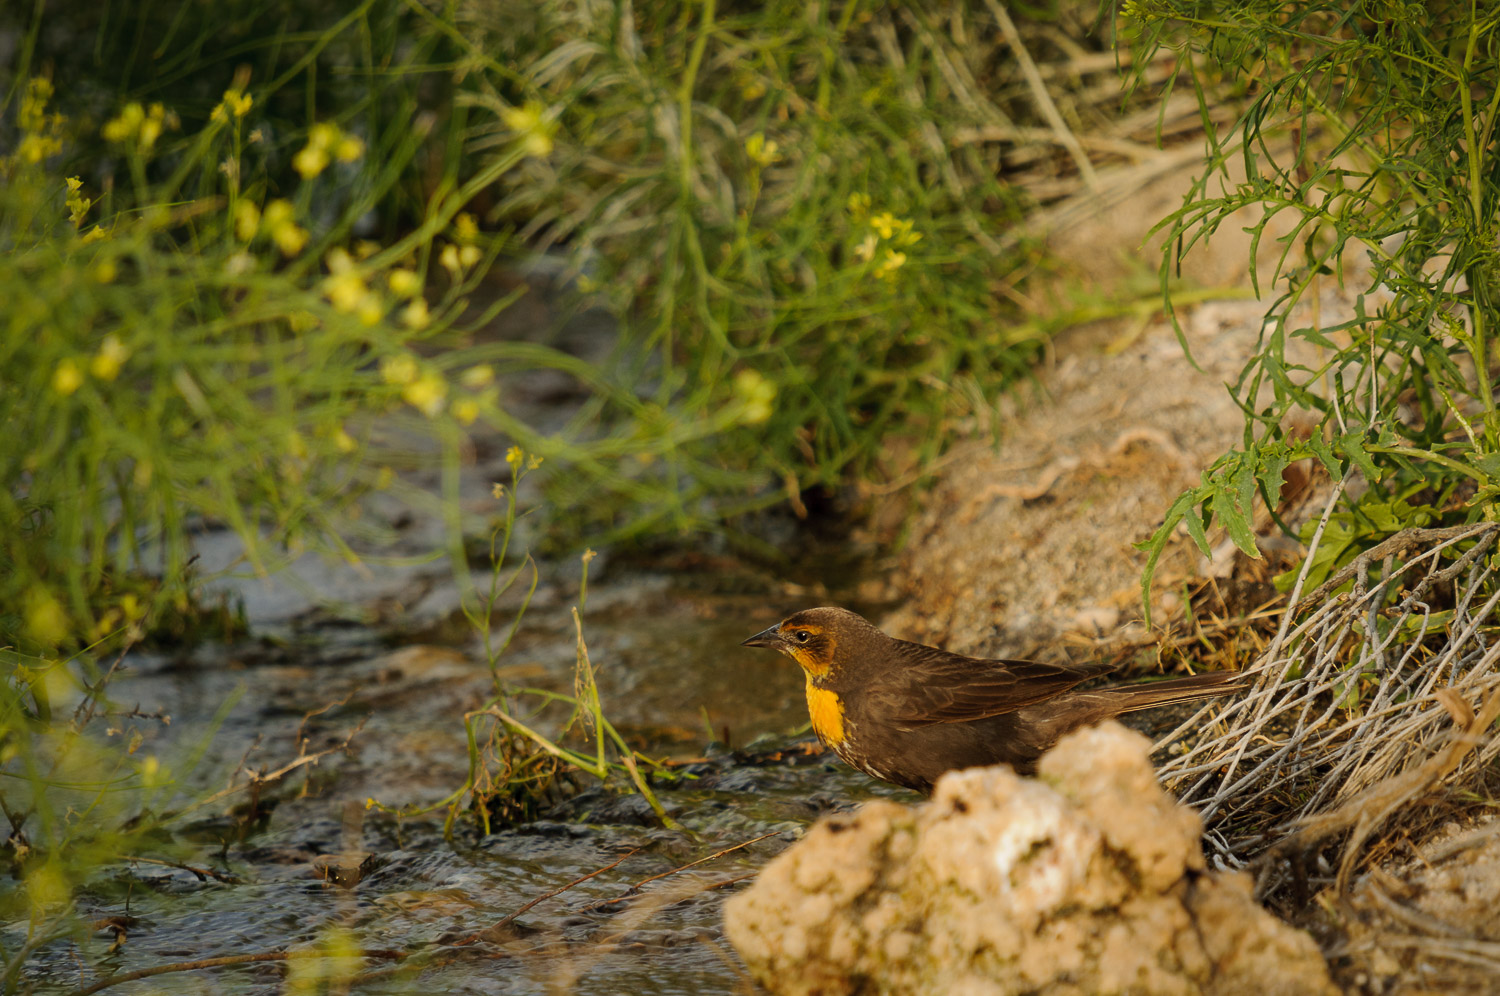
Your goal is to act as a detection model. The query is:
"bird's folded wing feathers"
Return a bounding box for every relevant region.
[883,642,1116,727]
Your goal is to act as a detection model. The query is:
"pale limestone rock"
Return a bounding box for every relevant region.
[724,722,1335,996]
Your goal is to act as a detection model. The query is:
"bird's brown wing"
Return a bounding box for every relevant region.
[878,640,1117,729]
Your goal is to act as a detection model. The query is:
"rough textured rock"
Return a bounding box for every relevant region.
[724,722,1336,996]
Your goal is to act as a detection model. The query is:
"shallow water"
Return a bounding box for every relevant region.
[17,558,906,995]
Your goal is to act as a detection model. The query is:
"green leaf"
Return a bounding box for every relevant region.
[1211,482,1261,559]
[1339,431,1380,482]
[1307,433,1342,478]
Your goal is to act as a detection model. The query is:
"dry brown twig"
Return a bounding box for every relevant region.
[1153,477,1500,883]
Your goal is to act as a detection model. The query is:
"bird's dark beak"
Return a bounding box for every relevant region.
[742,624,783,649]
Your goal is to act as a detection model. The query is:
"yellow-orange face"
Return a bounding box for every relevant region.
[740,612,839,677]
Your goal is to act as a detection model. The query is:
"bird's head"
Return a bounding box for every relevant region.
[741,606,876,678]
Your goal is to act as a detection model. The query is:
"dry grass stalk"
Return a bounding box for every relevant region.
[1153,489,1500,877]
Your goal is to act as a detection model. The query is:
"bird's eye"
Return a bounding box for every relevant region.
[794,631,811,643]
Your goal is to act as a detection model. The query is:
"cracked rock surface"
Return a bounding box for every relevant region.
[724,722,1336,996]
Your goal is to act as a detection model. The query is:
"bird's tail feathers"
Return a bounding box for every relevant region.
[1110,671,1245,713]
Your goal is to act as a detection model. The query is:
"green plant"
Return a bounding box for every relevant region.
[1127,0,1500,611]
[450,0,1069,537]
[374,450,678,835]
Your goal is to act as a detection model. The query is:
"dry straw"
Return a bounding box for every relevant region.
[1156,484,1500,886]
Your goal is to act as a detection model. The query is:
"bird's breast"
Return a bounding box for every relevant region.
[804,677,847,747]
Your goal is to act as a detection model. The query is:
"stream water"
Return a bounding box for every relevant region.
[12,276,911,995]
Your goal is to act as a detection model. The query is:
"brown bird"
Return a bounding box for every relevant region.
[742,606,1243,794]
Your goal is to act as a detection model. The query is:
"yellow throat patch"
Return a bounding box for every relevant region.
[804,677,846,747]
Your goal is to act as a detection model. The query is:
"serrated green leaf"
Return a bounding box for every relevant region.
[1211,484,1261,559]
[1256,448,1291,503]
[1340,431,1380,481]
[1307,433,1342,478]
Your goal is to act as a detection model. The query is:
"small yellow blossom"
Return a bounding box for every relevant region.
[24,591,70,648]
[387,269,421,297]
[459,365,494,389]
[335,134,364,162]
[847,192,871,219]
[458,245,482,268]
[439,244,462,275]
[401,298,430,330]
[402,370,447,417]
[92,259,117,284]
[491,482,506,499]
[874,248,907,279]
[224,251,255,276]
[452,398,480,425]
[500,101,557,158]
[354,240,381,260]
[528,454,543,470]
[870,212,898,239]
[357,296,384,327]
[732,368,776,424]
[234,200,260,241]
[853,232,878,262]
[65,177,92,227]
[52,359,84,396]
[263,200,307,256]
[334,428,358,453]
[90,335,129,380]
[380,354,419,385]
[323,270,368,313]
[102,103,145,143]
[745,132,780,167]
[293,144,330,180]
[505,445,524,468]
[138,104,166,149]
[81,225,111,245]
[455,213,479,243]
[325,247,354,273]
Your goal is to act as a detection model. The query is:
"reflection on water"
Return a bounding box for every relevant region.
[20,559,904,995]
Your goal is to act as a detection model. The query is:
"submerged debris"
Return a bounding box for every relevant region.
[725,722,1335,996]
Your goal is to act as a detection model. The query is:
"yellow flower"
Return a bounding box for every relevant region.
[847,192,871,219]
[293,144,330,180]
[439,244,462,275]
[80,225,111,245]
[52,359,84,396]
[357,296,384,327]
[528,454,543,470]
[452,398,480,425]
[224,251,255,275]
[491,482,506,499]
[65,177,92,227]
[138,104,166,149]
[323,271,368,313]
[335,135,364,162]
[402,370,447,417]
[459,365,494,389]
[234,200,261,241]
[745,132,780,167]
[388,269,421,297]
[263,200,307,256]
[853,232,878,262]
[505,445,524,468]
[401,298,430,330]
[334,428,358,453]
[458,245,482,268]
[90,335,129,381]
[92,259,117,284]
[380,354,419,385]
[870,212,897,239]
[874,249,907,279]
[500,101,557,158]
[732,369,776,425]
[102,103,145,143]
[455,213,479,243]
